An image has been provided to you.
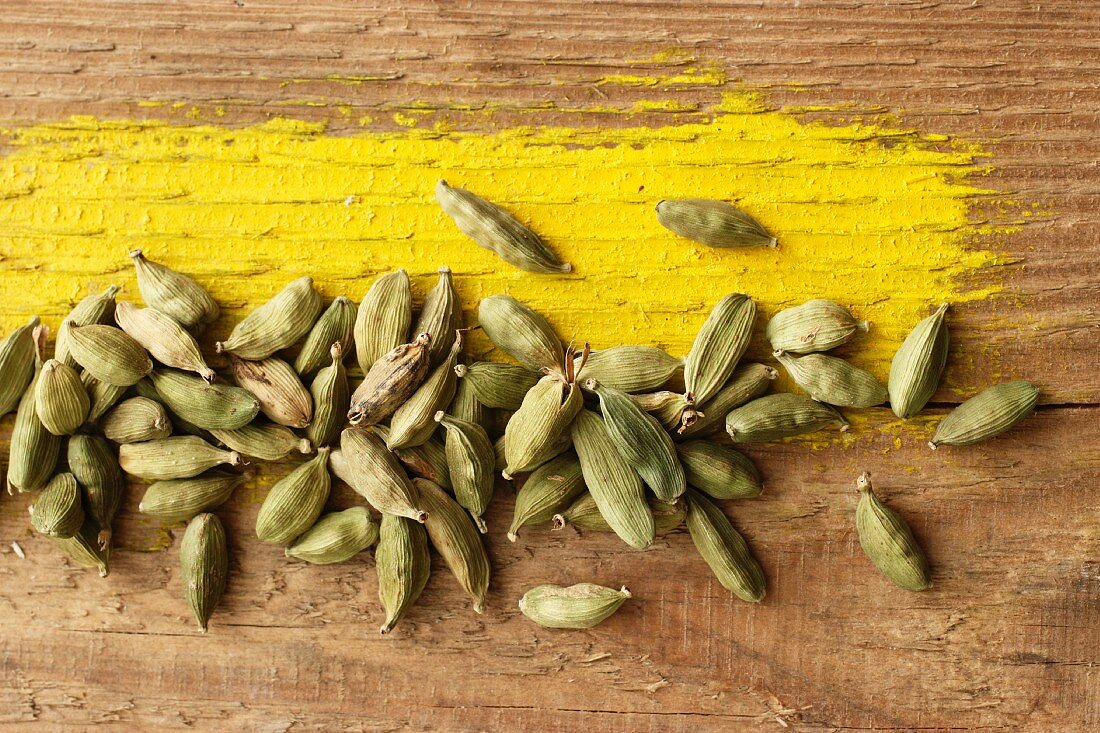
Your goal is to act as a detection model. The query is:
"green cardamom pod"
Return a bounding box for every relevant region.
[678,363,778,438]
[436,179,571,274]
[35,359,89,435]
[553,492,684,535]
[413,266,462,366]
[52,520,110,577]
[774,350,888,408]
[586,379,685,502]
[0,316,40,417]
[210,422,311,461]
[348,333,433,427]
[101,396,172,444]
[285,506,378,564]
[355,269,412,374]
[930,380,1038,449]
[656,198,776,248]
[570,409,654,550]
[685,489,765,602]
[133,378,219,442]
[120,436,242,481]
[66,323,152,387]
[215,276,322,360]
[855,473,931,591]
[766,299,868,355]
[455,360,539,410]
[68,434,126,550]
[575,345,682,394]
[231,355,313,428]
[335,427,427,522]
[54,285,120,367]
[7,328,60,493]
[387,333,463,450]
[149,368,260,431]
[140,471,248,523]
[129,249,219,331]
[179,513,228,632]
[372,424,452,490]
[508,453,585,542]
[434,411,494,533]
[677,441,761,500]
[82,371,127,424]
[725,393,848,443]
[684,293,756,406]
[415,477,491,614]
[477,295,564,376]
[888,303,949,419]
[503,374,583,479]
[255,447,331,545]
[376,513,431,635]
[519,583,631,629]
[115,300,216,381]
[30,473,84,538]
[306,343,350,448]
[449,372,489,431]
[294,296,355,378]
[630,390,692,431]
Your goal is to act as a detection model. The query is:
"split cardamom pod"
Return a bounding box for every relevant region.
[766,299,868,355]
[54,285,120,367]
[0,316,40,416]
[101,396,172,444]
[115,300,216,381]
[140,471,248,523]
[285,506,378,564]
[508,453,585,542]
[519,583,631,629]
[656,198,776,249]
[774,350,888,408]
[129,249,219,331]
[725,393,848,443]
[120,436,243,480]
[477,295,564,375]
[930,380,1038,449]
[888,303,949,419]
[455,361,539,410]
[336,427,427,522]
[413,266,461,366]
[386,333,463,450]
[215,276,322,359]
[347,333,432,427]
[376,513,431,635]
[294,296,355,378]
[684,293,756,406]
[255,448,331,545]
[210,422,311,461]
[66,324,152,386]
[30,473,84,538]
[355,269,412,374]
[179,512,228,632]
[415,477,491,613]
[678,363,777,438]
[148,369,260,431]
[434,411,495,532]
[68,434,126,550]
[677,441,761,500]
[685,489,765,602]
[855,473,931,591]
[306,343,350,448]
[35,359,89,435]
[231,355,313,428]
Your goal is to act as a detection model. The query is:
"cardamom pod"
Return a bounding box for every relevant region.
[149,369,260,430]
[133,378,219,443]
[82,371,127,423]
[347,333,432,427]
[101,396,172,444]
[553,493,684,535]
[231,355,313,428]
[386,333,463,450]
[685,489,765,602]
[7,328,60,493]
[630,390,692,431]
[66,323,152,386]
[495,431,572,479]
[306,343,350,448]
[115,300,216,382]
[678,363,778,438]
[35,359,89,435]
[774,350,888,408]
[684,293,756,406]
[52,520,110,577]
[455,361,539,410]
[0,316,40,416]
[575,345,682,394]
[54,285,120,367]
[725,393,848,443]
[766,299,868,355]
[336,427,427,522]
[376,513,430,634]
[30,473,84,538]
[503,374,583,479]
[508,453,585,542]
[140,471,248,523]
[413,266,462,366]
[519,583,631,629]
[436,179,571,274]
[570,409,654,550]
[449,373,489,431]
[355,269,412,374]
[888,303,949,419]
[477,295,564,375]
[215,276,322,359]
[285,506,378,564]
[294,296,355,378]
[372,424,452,490]
[855,473,931,591]
[656,198,776,249]
[434,411,494,533]
[179,513,228,632]
[129,249,219,331]
[587,379,685,502]
[120,436,242,481]
[415,477,491,613]
[677,441,761,500]
[210,422,311,461]
[69,434,126,550]
[930,380,1038,449]
[256,448,331,544]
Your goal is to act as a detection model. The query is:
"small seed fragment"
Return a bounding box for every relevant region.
[34,359,89,435]
[66,324,152,386]
[455,361,539,411]
[347,333,432,427]
[519,583,631,629]
[685,489,765,602]
[508,453,585,542]
[119,436,242,481]
[656,198,776,249]
[210,422,311,461]
[415,477,490,613]
[30,473,84,538]
[477,295,564,376]
[255,448,331,545]
[376,513,431,634]
[179,513,228,632]
[677,441,761,500]
[306,343,350,448]
[855,473,931,591]
[774,350,888,408]
[101,396,172,444]
[140,471,248,523]
[216,276,322,360]
[725,393,848,443]
[930,380,1039,449]
[54,285,120,367]
[766,299,868,355]
[285,507,379,564]
[336,428,427,522]
[148,369,260,431]
[129,249,219,331]
[115,300,216,381]
[294,296,355,378]
[434,411,495,532]
[231,355,313,428]
[355,269,412,374]
[888,303,950,419]
[684,293,756,406]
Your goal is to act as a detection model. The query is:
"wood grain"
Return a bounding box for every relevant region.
[0,2,1097,731]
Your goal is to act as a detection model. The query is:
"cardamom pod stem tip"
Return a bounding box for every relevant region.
[551,514,566,530]
[433,410,445,423]
[454,364,467,377]
[296,438,314,454]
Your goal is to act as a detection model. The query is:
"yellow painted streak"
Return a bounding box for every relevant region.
[0,91,1005,388]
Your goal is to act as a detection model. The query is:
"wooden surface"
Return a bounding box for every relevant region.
[1,2,1098,731]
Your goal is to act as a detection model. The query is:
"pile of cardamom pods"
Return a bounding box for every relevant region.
[0,182,1039,632]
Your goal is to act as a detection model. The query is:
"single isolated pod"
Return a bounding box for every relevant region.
[376,513,431,635]
[285,507,379,565]
[355,269,412,374]
[179,513,229,632]
[215,276,322,360]
[129,249,219,331]
[930,380,1039,449]
[519,583,631,629]
[685,489,766,602]
[766,299,868,355]
[854,473,931,591]
[656,198,776,249]
[888,303,950,419]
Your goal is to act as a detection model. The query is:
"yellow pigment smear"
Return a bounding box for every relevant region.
[0,91,1002,379]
